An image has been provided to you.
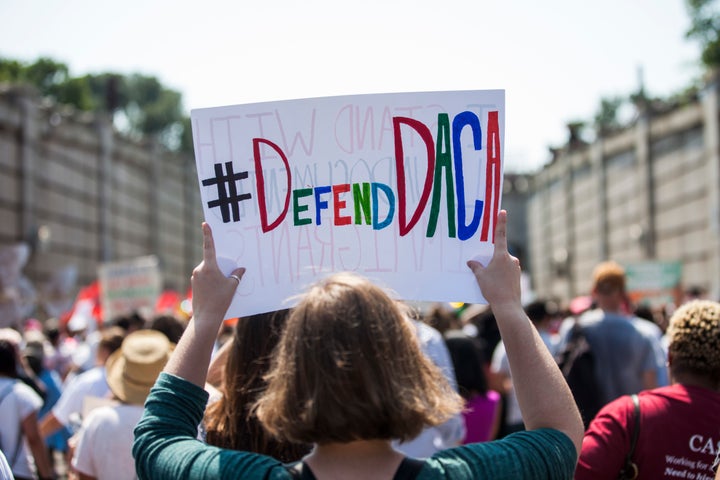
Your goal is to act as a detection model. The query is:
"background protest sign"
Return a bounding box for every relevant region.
[191,90,505,318]
[98,255,162,322]
[625,260,682,308]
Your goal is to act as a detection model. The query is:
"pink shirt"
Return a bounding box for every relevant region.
[462,390,501,444]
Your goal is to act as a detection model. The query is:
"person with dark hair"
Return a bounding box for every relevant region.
[461,306,501,365]
[0,337,54,480]
[203,310,310,462]
[445,331,501,443]
[109,312,146,334]
[133,211,583,479]
[0,328,46,402]
[42,317,74,381]
[422,303,460,336]
[576,300,720,479]
[683,285,707,303]
[22,331,70,471]
[147,314,187,345]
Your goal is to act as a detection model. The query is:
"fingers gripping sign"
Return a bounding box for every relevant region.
[191,222,246,321]
[466,210,522,309]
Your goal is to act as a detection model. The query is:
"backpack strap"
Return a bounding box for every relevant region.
[283,461,316,480]
[284,457,426,480]
[393,457,426,480]
[618,394,640,480]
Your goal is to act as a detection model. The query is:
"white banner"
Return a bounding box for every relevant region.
[192,90,505,317]
[98,255,162,322]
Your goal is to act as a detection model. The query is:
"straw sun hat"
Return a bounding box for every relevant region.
[105,329,174,405]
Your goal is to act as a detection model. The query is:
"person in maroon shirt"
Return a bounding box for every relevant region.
[576,299,720,480]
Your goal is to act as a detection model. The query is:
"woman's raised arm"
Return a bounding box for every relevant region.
[163,223,245,387]
[467,210,584,455]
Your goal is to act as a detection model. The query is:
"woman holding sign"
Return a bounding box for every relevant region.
[132,211,583,479]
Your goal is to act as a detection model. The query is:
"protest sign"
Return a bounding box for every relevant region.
[98,255,162,322]
[191,90,505,318]
[626,260,682,308]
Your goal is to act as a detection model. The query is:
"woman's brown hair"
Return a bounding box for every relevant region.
[204,309,310,462]
[255,272,463,444]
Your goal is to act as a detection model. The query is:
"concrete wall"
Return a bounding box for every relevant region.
[528,74,720,303]
[0,86,203,318]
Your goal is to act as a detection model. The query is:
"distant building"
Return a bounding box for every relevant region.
[502,173,532,266]
[527,70,720,304]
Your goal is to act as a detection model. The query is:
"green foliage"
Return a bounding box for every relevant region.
[0,58,23,82]
[85,73,129,112]
[124,74,184,136]
[51,76,96,111]
[0,56,191,152]
[686,0,720,67]
[23,57,69,92]
[593,96,625,134]
[179,116,194,153]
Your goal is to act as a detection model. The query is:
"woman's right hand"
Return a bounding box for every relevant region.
[466,210,522,311]
[467,211,584,457]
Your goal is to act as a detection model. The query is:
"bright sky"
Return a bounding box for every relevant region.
[0,0,701,172]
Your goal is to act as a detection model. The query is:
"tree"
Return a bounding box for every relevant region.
[85,73,128,112]
[0,56,191,152]
[52,76,96,111]
[123,74,184,138]
[0,58,23,83]
[686,0,720,67]
[179,116,194,153]
[593,96,625,135]
[22,57,69,93]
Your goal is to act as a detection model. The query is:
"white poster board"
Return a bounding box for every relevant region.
[191,90,505,318]
[98,255,162,322]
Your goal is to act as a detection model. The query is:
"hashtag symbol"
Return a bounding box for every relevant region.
[202,162,252,223]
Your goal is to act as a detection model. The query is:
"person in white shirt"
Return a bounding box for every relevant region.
[72,329,173,480]
[0,334,54,480]
[393,319,466,457]
[39,327,124,439]
[0,450,13,480]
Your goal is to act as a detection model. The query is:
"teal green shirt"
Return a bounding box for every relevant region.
[133,373,576,479]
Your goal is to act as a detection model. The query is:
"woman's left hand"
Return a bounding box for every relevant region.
[190,222,245,324]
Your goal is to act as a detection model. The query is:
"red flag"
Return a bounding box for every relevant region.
[155,290,182,315]
[62,281,103,330]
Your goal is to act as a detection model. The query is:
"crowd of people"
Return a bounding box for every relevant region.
[0,210,718,479]
[0,310,186,479]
